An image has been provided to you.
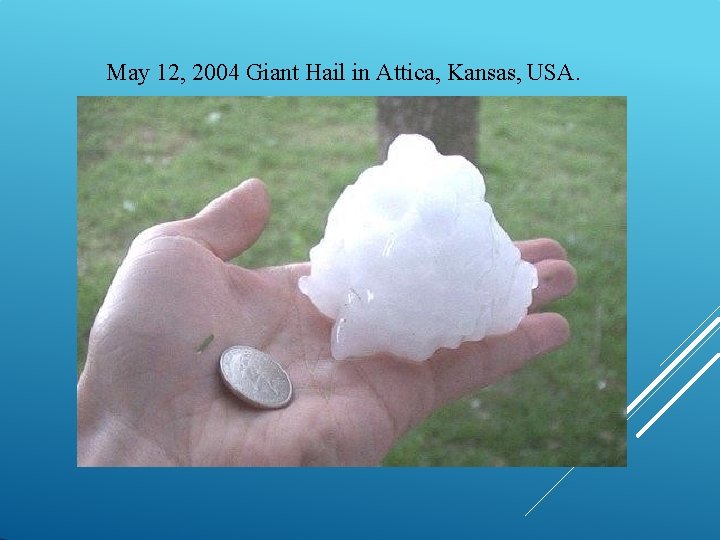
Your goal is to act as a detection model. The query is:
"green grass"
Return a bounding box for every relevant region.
[78,96,626,466]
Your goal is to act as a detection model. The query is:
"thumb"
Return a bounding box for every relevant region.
[185,178,270,260]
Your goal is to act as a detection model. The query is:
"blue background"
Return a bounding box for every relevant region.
[1,0,719,537]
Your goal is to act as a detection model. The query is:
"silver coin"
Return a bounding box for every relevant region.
[219,346,293,409]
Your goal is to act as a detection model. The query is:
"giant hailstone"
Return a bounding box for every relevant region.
[298,134,538,362]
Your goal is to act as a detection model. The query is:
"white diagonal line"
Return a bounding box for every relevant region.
[636,353,720,438]
[660,304,720,366]
[627,317,720,414]
[524,467,575,517]
[627,324,720,420]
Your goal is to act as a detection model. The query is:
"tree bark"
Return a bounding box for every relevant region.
[377,97,479,163]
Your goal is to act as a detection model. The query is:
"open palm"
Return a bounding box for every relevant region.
[77,180,576,466]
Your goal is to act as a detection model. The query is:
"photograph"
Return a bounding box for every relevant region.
[77,96,626,466]
[7,1,720,537]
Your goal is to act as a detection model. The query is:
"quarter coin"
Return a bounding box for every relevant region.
[219,346,293,409]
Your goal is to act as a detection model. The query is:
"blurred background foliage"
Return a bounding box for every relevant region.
[78,96,626,466]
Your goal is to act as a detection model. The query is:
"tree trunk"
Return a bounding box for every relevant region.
[377,97,479,164]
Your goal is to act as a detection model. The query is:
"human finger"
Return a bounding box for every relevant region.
[185,178,270,260]
[428,312,570,407]
[530,259,577,312]
[515,238,567,263]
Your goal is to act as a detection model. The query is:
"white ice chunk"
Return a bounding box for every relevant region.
[299,134,538,362]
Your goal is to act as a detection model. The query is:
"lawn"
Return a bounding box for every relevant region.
[77,96,626,466]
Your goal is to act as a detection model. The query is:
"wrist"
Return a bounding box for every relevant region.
[77,378,175,467]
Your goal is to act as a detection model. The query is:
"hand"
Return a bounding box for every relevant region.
[77,179,576,466]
